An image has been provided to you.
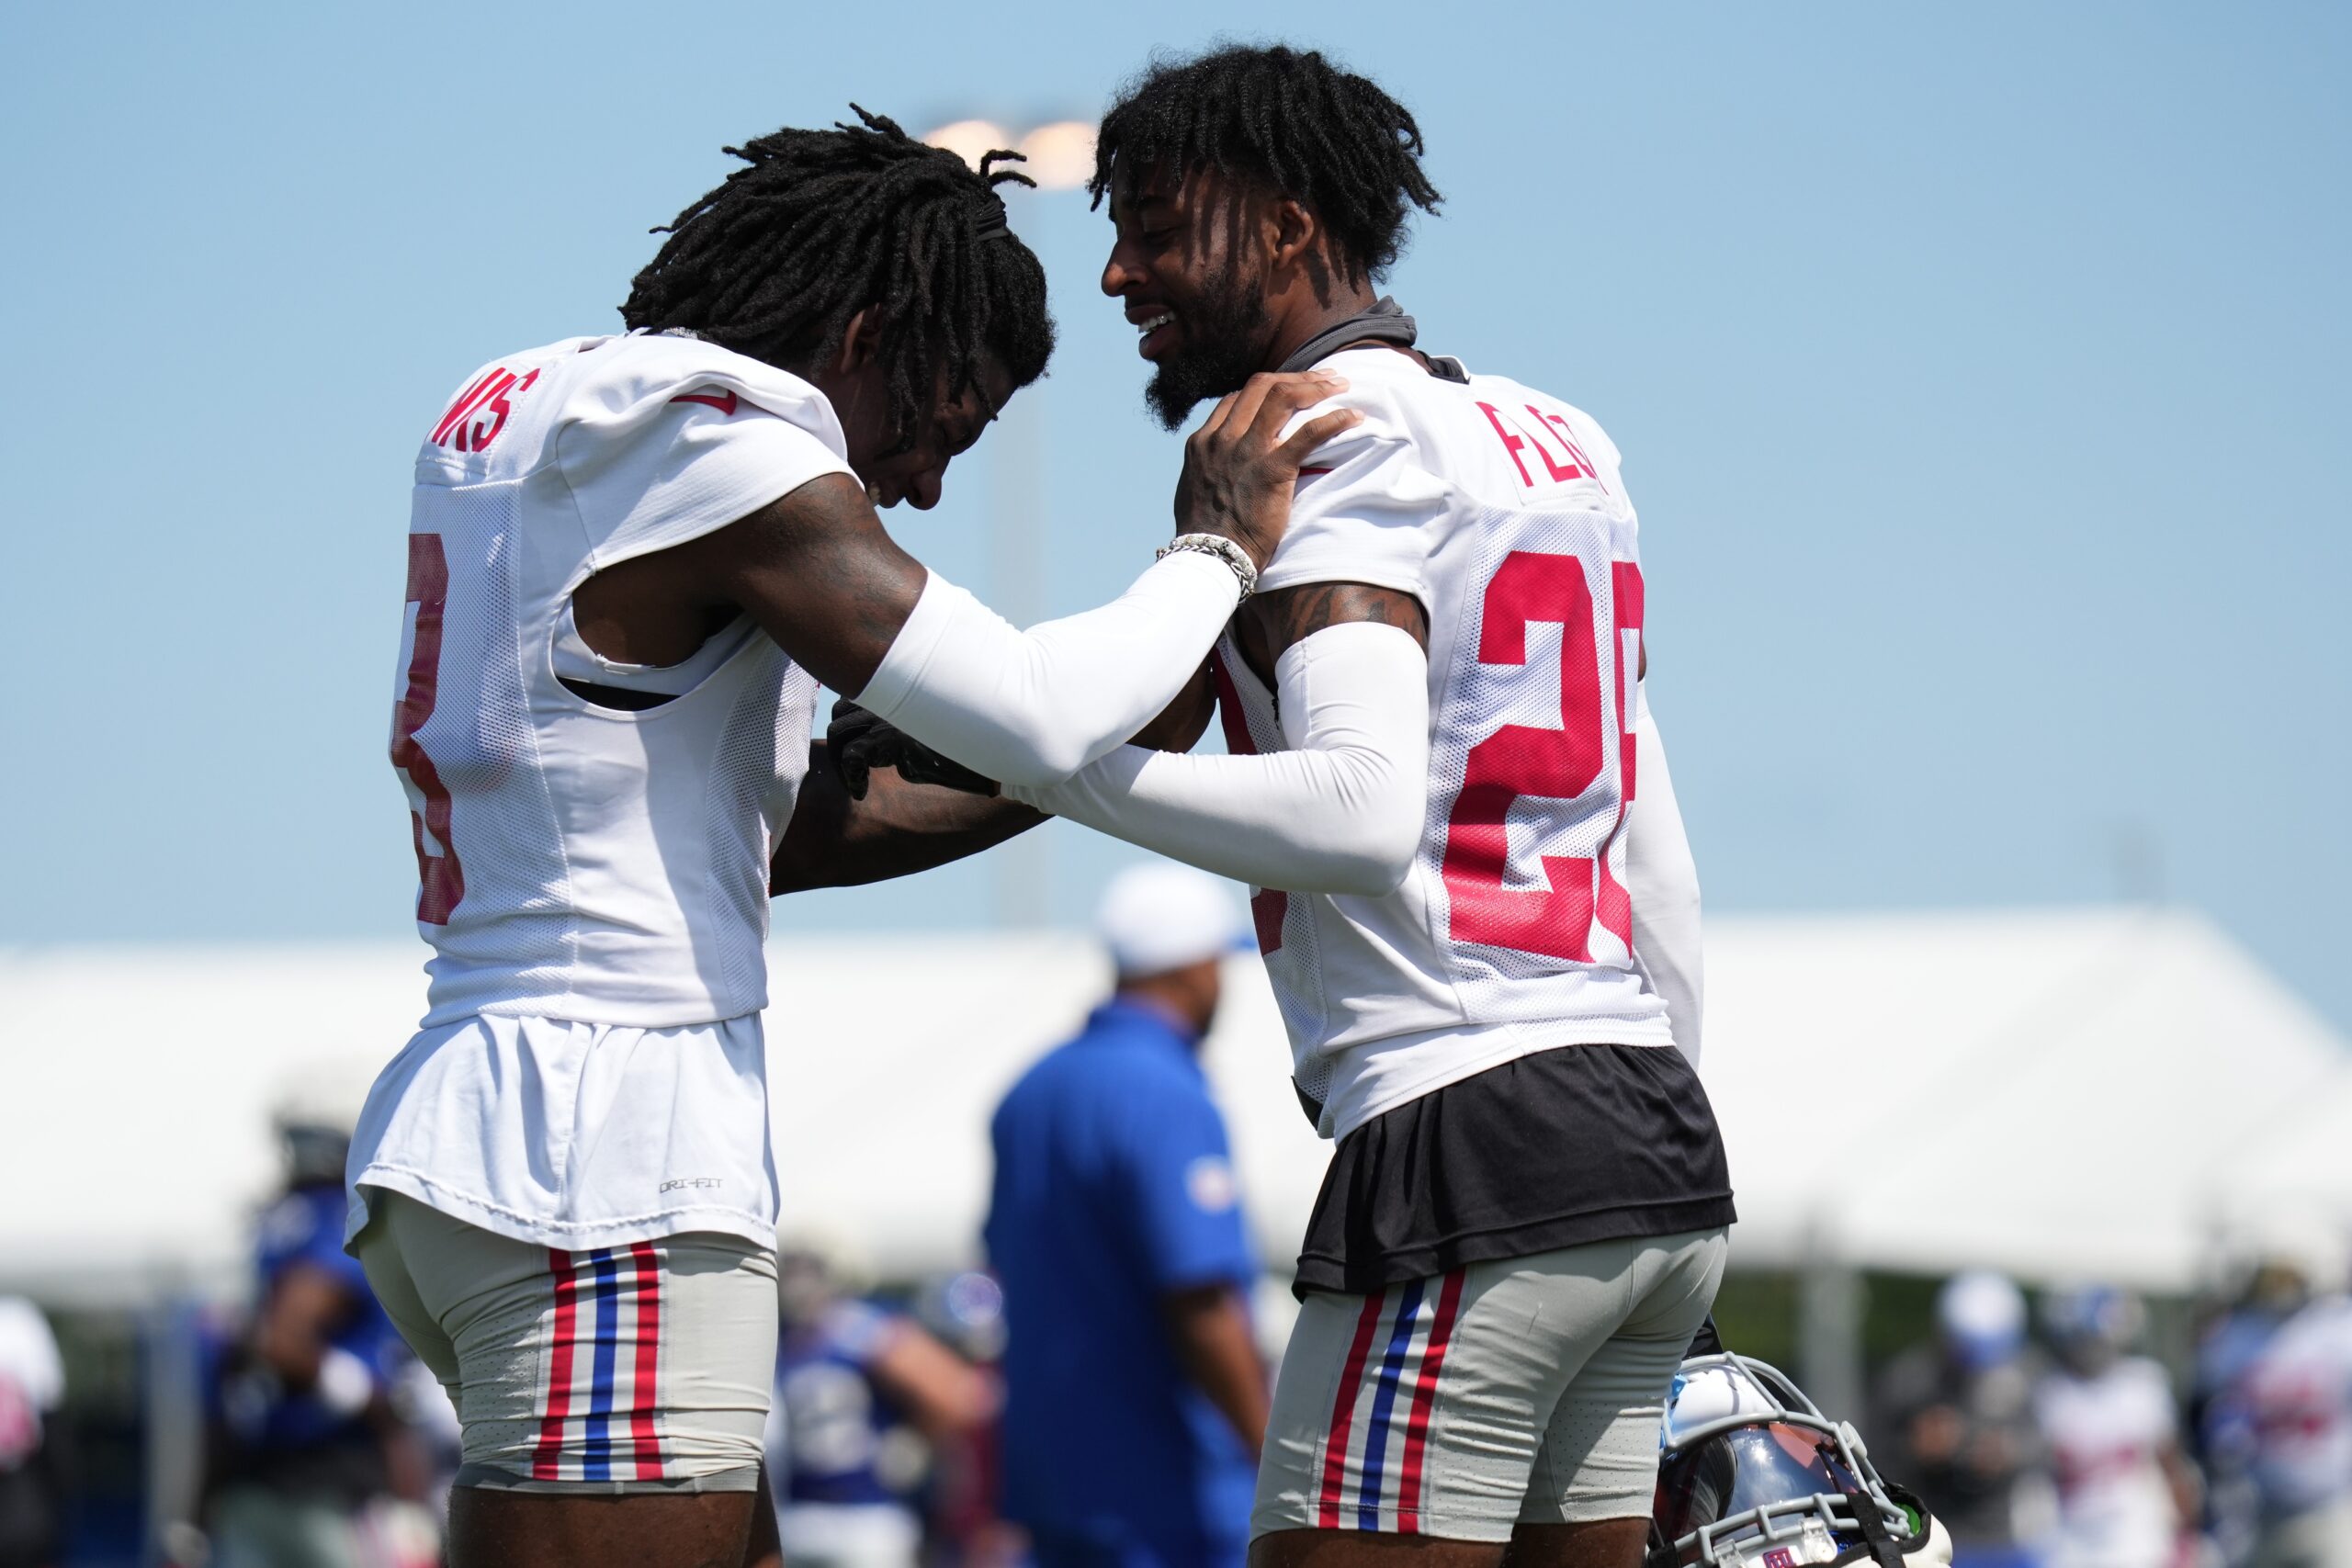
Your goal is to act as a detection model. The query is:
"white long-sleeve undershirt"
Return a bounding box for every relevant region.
[1627,705,1704,1067]
[1004,622,1430,897]
[854,553,1242,790]
[951,584,1704,1062]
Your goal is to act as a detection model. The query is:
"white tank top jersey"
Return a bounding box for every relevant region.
[1216,347,1676,1139]
[350,331,851,1253]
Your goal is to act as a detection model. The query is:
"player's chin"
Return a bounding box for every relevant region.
[1144,374,1200,433]
[1145,354,1248,433]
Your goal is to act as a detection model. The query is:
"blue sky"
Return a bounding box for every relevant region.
[3,3,2346,1029]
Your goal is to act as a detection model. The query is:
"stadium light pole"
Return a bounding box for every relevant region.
[922,119,1094,931]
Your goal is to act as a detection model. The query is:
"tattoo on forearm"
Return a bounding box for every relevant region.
[1271,582,1428,646]
[1235,581,1430,683]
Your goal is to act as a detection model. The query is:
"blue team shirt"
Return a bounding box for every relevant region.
[218,1183,407,1450]
[985,998,1258,1568]
[771,1299,912,1508]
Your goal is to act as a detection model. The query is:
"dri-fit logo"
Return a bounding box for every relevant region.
[659,1177,725,1195]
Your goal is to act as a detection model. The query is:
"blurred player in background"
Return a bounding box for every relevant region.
[763,1241,994,1568]
[2032,1288,2199,1568]
[351,105,1343,1568]
[2192,1221,2346,1568]
[2240,1267,2352,1568]
[859,43,1734,1568]
[906,1272,1025,1568]
[1875,1271,2053,1568]
[202,1089,437,1568]
[0,1296,66,1568]
[986,863,1267,1568]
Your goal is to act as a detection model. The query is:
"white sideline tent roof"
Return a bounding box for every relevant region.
[2,906,2345,1304]
[1702,908,2352,1289]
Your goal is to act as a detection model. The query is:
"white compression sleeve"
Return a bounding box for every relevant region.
[1627,696,1704,1067]
[854,551,1241,790]
[1004,622,1429,897]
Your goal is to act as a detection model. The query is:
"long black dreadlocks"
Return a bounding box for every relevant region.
[622,107,1054,455]
[1089,44,1442,284]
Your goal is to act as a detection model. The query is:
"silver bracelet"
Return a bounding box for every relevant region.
[1157,532,1260,603]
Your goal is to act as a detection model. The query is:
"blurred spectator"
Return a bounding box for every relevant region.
[0,1297,66,1568]
[906,1272,1027,1568]
[2240,1279,2352,1568]
[2033,1286,2199,1568]
[2193,1218,2346,1567]
[763,1242,995,1568]
[197,1082,437,1568]
[1875,1270,2052,1568]
[985,864,1266,1568]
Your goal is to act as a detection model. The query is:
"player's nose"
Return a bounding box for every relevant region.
[907,465,944,511]
[1102,243,1143,299]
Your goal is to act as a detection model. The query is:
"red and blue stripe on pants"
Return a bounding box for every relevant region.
[532,1242,665,1482]
[1318,1269,1467,1534]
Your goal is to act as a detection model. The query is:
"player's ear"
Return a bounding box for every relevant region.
[835,308,882,375]
[1271,197,1318,271]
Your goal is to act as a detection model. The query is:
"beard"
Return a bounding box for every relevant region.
[1144,267,1272,431]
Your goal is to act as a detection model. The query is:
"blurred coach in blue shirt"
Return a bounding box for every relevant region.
[986,863,1268,1568]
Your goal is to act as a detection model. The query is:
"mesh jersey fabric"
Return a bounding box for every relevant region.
[393,331,848,1028]
[1218,347,1675,1141]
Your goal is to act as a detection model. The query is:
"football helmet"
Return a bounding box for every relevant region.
[1649,1353,1951,1568]
[2041,1284,2143,1373]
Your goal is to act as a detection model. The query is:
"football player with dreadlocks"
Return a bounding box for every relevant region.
[855,45,1735,1568]
[347,107,1352,1568]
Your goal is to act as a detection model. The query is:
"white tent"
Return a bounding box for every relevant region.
[2,907,2344,1308]
[2210,1067,2352,1235]
[0,933,1320,1301]
[1702,906,2352,1291]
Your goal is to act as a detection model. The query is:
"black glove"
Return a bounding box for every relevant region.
[826,699,1000,800]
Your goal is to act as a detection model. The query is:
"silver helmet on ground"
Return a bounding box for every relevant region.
[1649,1353,1951,1568]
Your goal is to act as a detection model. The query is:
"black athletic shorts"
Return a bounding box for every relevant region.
[1293,1043,1736,1297]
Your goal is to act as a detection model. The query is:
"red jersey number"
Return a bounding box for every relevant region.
[1440,551,1643,962]
[391,534,464,924]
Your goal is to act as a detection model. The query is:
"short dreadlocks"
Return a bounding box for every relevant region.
[1089,44,1442,284]
[623,107,1054,455]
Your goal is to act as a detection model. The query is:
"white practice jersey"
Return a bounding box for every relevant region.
[1217,347,1675,1138]
[354,331,843,1251]
[392,331,850,1029]
[2034,1359,2182,1568]
[2246,1296,2352,1515]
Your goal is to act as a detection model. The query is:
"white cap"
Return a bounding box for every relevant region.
[1938,1269,2026,1343]
[1095,862,1250,979]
